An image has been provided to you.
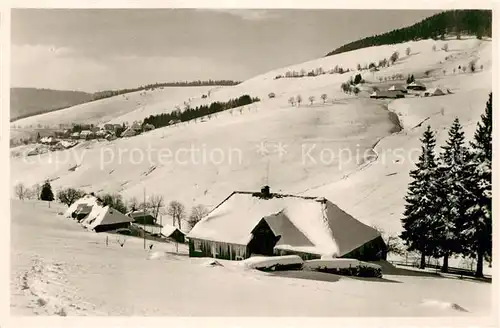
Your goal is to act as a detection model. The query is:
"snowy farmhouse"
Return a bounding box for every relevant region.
[424,87,445,97]
[127,210,157,225]
[388,85,408,93]
[81,205,133,233]
[406,81,427,91]
[370,90,405,99]
[65,194,133,232]
[187,186,387,261]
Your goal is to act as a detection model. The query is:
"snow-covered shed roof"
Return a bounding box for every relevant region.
[187,191,381,258]
[425,87,445,95]
[388,85,405,91]
[161,223,185,238]
[64,195,98,218]
[81,205,133,231]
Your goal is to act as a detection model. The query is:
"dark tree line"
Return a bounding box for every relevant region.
[326,10,492,56]
[143,95,260,129]
[92,80,241,101]
[401,93,492,277]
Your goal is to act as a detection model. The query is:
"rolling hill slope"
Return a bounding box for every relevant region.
[10,88,94,121]
[10,37,492,241]
[11,86,213,128]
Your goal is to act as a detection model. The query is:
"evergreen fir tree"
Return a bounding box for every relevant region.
[435,118,469,272]
[400,126,442,269]
[40,180,54,202]
[461,93,492,277]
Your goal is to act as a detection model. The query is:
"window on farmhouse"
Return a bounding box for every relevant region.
[194,240,202,251]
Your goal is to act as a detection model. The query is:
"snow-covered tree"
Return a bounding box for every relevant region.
[400,126,441,269]
[442,43,449,52]
[390,51,399,64]
[461,93,492,277]
[288,97,295,106]
[406,47,411,56]
[435,118,470,272]
[308,96,315,105]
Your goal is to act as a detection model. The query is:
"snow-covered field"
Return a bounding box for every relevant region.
[10,200,492,316]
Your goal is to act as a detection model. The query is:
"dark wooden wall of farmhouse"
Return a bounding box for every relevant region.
[168,230,185,243]
[342,236,388,261]
[189,238,248,260]
[94,222,131,233]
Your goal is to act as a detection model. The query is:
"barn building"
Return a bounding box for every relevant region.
[424,87,445,97]
[406,81,427,91]
[126,210,157,225]
[187,187,387,261]
[81,205,133,233]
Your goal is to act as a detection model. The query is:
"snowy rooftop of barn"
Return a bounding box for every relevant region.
[187,191,381,258]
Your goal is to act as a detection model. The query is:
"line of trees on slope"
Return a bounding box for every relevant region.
[15,180,54,202]
[326,10,492,56]
[400,93,492,277]
[142,95,260,129]
[92,80,241,101]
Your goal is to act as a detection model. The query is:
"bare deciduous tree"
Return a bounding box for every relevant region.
[148,194,165,222]
[296,95,302,107]
[57,188,85,207]
[167,200,186,230]
[320,94,327,104]
[188,204,209,230]
[15,183,28,200]
[31,183,42,200]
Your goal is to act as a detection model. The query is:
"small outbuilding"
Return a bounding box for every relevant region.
[388,85,408,93]
[126,210,157,225]
[406,81,427,91]
[120,127,137,138]
[161,224,186,243]
[424,87,445,97]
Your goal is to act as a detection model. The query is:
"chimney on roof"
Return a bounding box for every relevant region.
[261,185,271,198]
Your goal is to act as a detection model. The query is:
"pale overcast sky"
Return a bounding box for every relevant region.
[11,9,441,93]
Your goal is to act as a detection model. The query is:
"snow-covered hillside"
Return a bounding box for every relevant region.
[11,37,492,241]
[11,86,213,128]
[11,200,492,316]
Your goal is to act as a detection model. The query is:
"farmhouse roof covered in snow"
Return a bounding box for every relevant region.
[187,190,383,258]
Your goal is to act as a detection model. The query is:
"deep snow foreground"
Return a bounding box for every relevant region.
[11,200,492,316]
